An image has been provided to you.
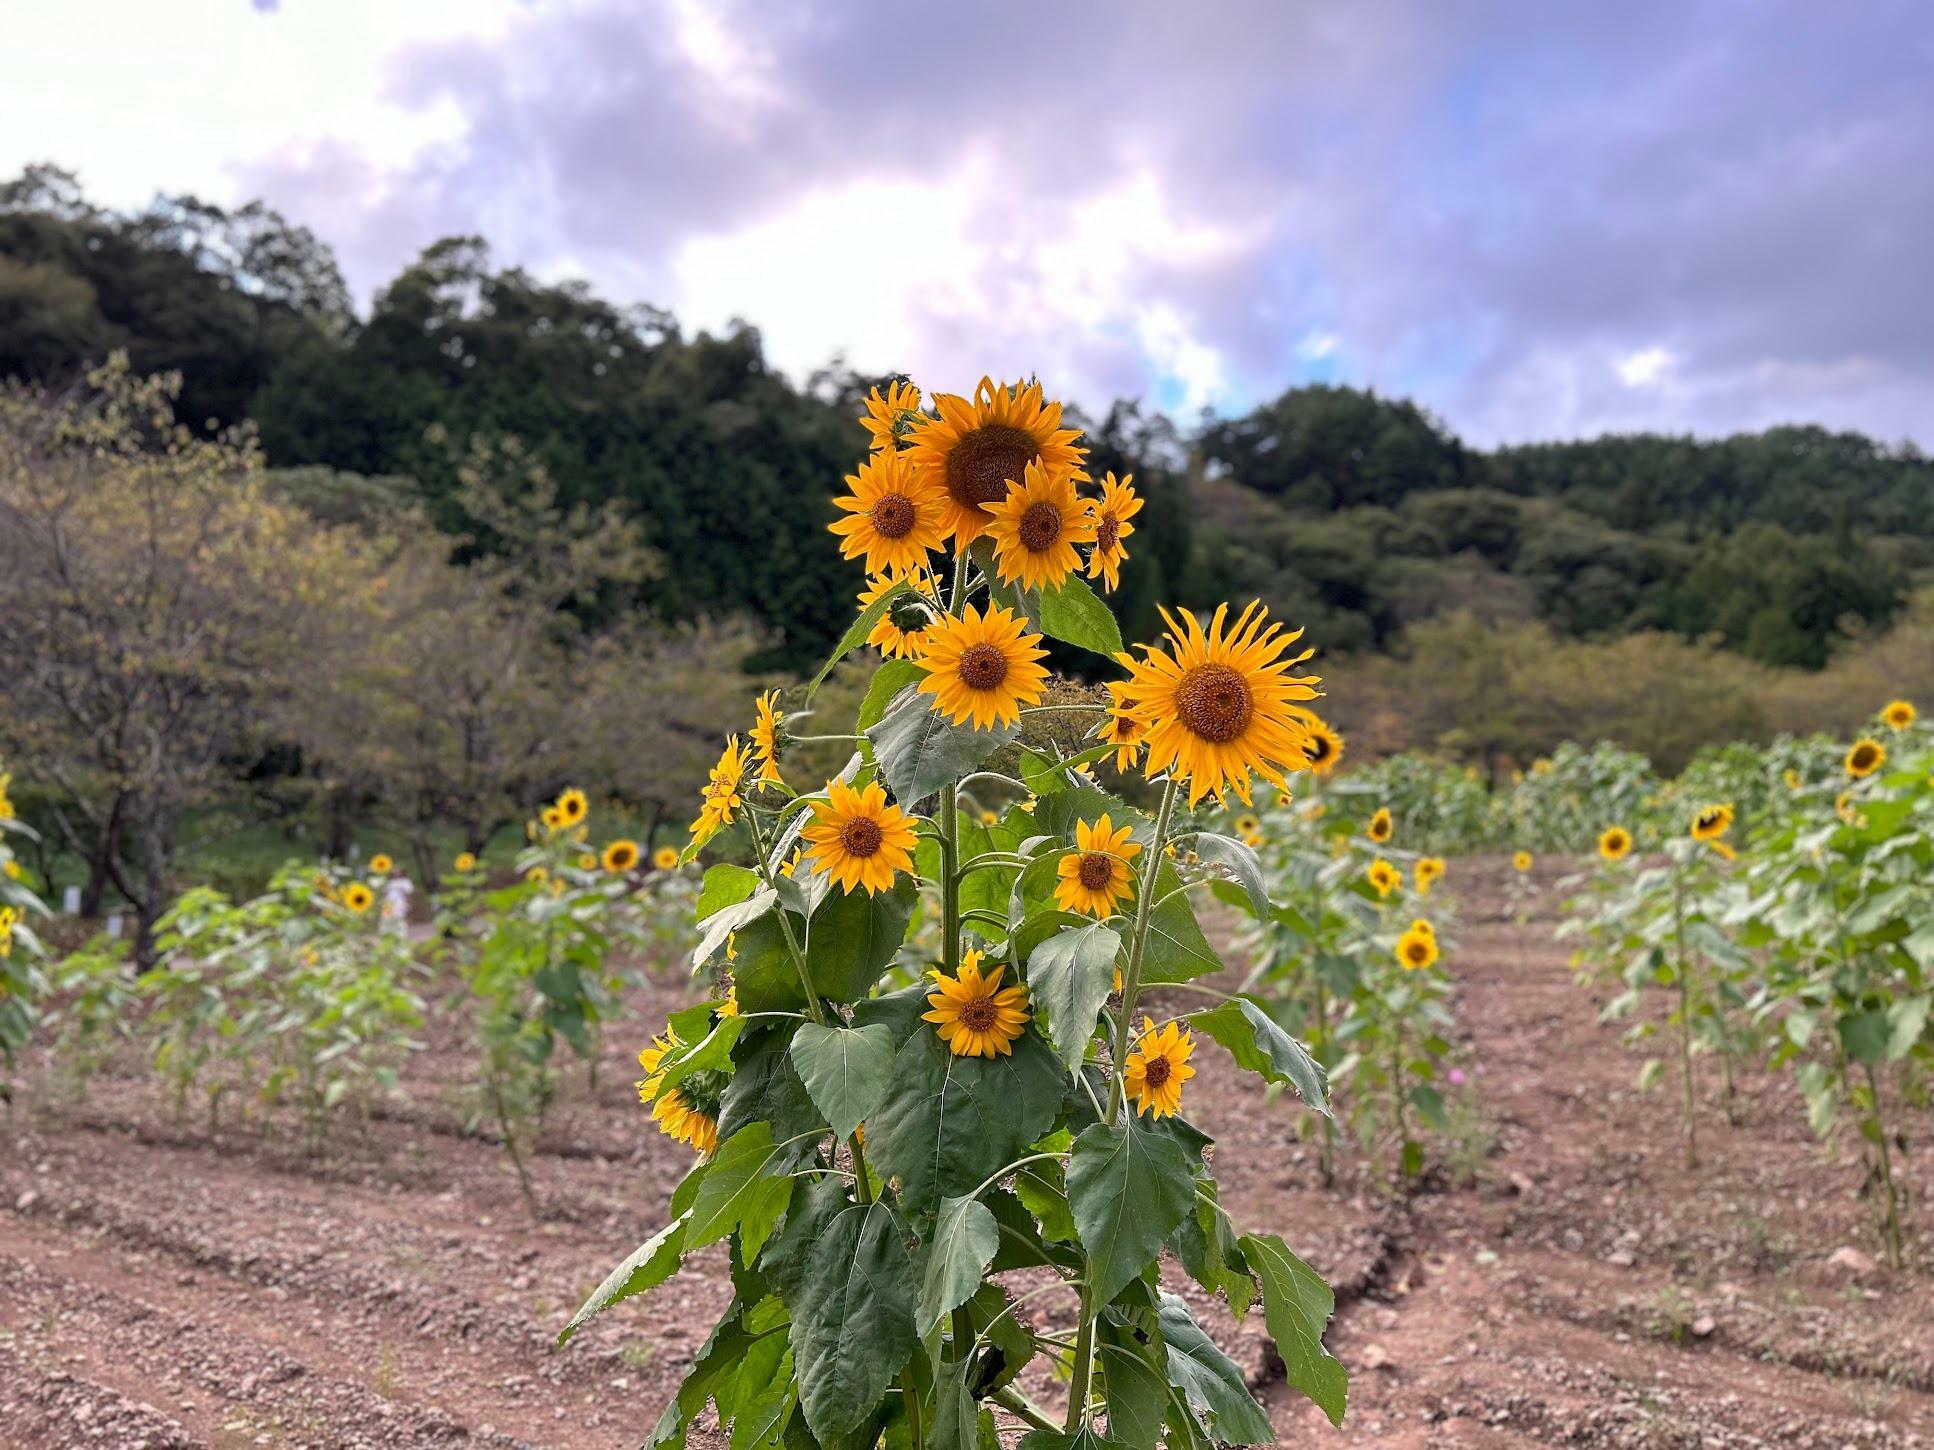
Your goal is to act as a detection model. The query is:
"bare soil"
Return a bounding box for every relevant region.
[3,855,1930,1447]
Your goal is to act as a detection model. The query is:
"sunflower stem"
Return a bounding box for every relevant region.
[1107,777,1181,1122]
[940,783,961,978]
[747,809,826,1026]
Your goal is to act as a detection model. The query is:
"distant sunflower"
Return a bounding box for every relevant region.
[540,805,565,833]
[603,839,641,874]
[858,378,921,452]
[1835,790,1860,824]
[903,377,1087,547]
[1882,699,1916,731]
[1115,601,1321,807]
[802,778,918,895]
[1415,857,1446,894]
[859,573,935,660]
[1054,814,1140,918]
[578,853,598,871]
[1095,682,1144,772]
[1396,926,1439,971]
[1845,738,1885,779]
[916,603,1049,729]
[1085,472,1143,592]
[1409,917,1436,938]
[341,882,375,913]
[526,866,549,884]
[829,450,948,577]
[454,852,478,873]
[369,854,393,875]
[1366,808,1393,845]
[653,845,681,871]
[1122,1017,1196,1119]
[1599,826,1633,861]
[1689,804,1733,842]
[982,459,1095,591]
[1366,859,1402,897]
[1782,768,1802,792]
[556,788,588,827]
[923,949,1030,1058]
[1512,850,1533,873]
[1300,716,1344,777]
[751,690,786,786]
[691,737,753,845]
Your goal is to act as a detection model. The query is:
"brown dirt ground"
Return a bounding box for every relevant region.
[2,854,1930,1447]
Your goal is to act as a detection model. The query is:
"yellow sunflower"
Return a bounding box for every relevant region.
[858,378,921,452]
[1095,682,1145,771]
[801,778,919,895]
[1366,859,1402,897]
[1415,857,1446,894]
[923,949,1031,1058]
[1122,1017,1196,1119]
[859,574,934,660]
[1085,472,1144,592]
[603,839,641,874]
[341,882,375,913]
[1115,602,1321,806]
[578,852,598,870]
[556,787,589,827]
[1835,790,1861,824]
[541,805,565,833]
[1599,826,1633,861]
[1366,808,1393,845]
[1408,917,1436,937]
[751,690,785,786]
[1882,699,1916,731]
[0,905,15,957]
[916,603,1049,729]
[1845,738,1885,779]
[829,450,949,578]
[982,458,1095,591]
[1689,804,1733,842]
[1396,926,1439,971]
[369,853,393,875]
[454,852,477,873]
[1300,716,1344,776]
[1233,812,1261,837]
[691,737,753,845]
[1053,814,1141,918]
[903,376,1088,547]
[653,845,680,871]
[1782,768,1802,792]
[1512,850,1533,873]
[526,865,549,884]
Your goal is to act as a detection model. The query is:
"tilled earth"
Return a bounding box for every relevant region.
[3,855,1930,1447]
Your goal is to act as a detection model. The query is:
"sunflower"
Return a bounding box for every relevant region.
[916,603,1049,729]
[858,378,921,452]
[923,949,1031,1058]
[1095,683,1144,771]
[1835,790,1861,824]
[1689,804,1733,842]
[903,376,1088,548]
[751,690,786,786]
[1409,917,1436,938]
[556,788,589,827]
[1782,768,1802,792]
[1598,826,1633,861]
[1365,808,1393,845]
[1122,1017,1196,1119]
[653,845,681,871]
[637,1031,724,1157]
[0,905,15,958]
[1845,738,1885,779]
[369,854,393,875]
[691,737,753,845]
[454,852,477,873]
[1415,857,1446,894]
[1882,699,1916,731]
[1300,716,1344,777]
[1396,926,1439,971]
[1512,850,1533,873]
[1115,602,1321,807]
[829,450,949,578]
[859,574,935,660]
[1085,472,1143,592]
[603,839,641,874]
[526,866,549,884]
[578,852,598,870]
[802,778,919,895]
[982,459,1095,591]
[1054,814,1141,918]
[541,805,565,833]
[1233,812,1261,837]
[1366,859,1402,897]
[341,882,375,913]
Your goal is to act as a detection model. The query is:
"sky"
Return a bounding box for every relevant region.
[4,0,1931,447]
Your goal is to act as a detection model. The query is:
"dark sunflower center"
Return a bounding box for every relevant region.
[1096,512,1120,551]
[1853,746,1878,769]
[1018,501,1062,552]
[1142,1056,1172,1088]
[1305,733,1333,764]
[1077,852,1115,891]
[1174,663,1253,744]
[946,424,1036,511]
[871,492,917,539]
[958,643,1010,692]
[958,997,998,1032]
[840,817,884,858]
[1406,941,1428,964]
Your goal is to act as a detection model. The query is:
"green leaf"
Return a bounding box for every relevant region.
[1157,1292,1276,1446]
[694,888,777,969]
[929,1360,988,1450]
[809,580,910,700]
[1067,1119,1196,1305]
[1017,1429,1126,1450]
[867,1027,1066,1215]
[1241,1232,1348,1428]
[1020,742,1117,796]
[919,1194,1000,1337]
[805,878,915,1003]
[789,1023,896,1141]
[719,1025,826,1165]
[1839,1007,1891,1066]
[655,1004,746,1097]
[556,1213,688,1346]
[646,1306,761,1450]
[1185,997,1329,1113]
[1138,859,1223,984]
[1099,1321,1169,1450]
[1028,921,1122,1071]
[786,1199,920,1439]
[868,686,1020,805]
[1014,1160,1079,1245]
[1886,995,1930,1060]
[688,1122,798,1261]
[698,864,764,922]
[1184,832,1270,918]
[1037,574,1125,659]
[859,658,926,732]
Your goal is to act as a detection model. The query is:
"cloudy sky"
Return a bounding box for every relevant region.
[6,1,1930,445]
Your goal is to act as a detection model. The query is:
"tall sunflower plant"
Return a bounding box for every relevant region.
[563,378,1351,1447]
[1,766,51,1098]
[1223,766,1459,1186]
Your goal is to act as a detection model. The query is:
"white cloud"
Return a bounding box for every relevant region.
[1614,345,1675,388]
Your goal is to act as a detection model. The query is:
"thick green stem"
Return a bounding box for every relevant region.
[1106,778,1182,1121]
[1672,866,1698,1169]
[899,1368,925,1450]
[1062,1287,1097,1432]
[1863,1061,1904,1268]
[941,784,961,976]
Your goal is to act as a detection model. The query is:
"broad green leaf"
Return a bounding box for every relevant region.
[1067,1119,1196,1305]
[867,684,1019,805]
[1184,832,1269,918]
[1241,1232,1348,1428]
[1020,742,1117,796]
[688,1122,797,1261]
[1028,921,1123,1071]
[1185,997,1329,1113]
[789,1022,896,1140]
[1099,1320,1169,1450]
[809,580,910,699]
[786,1199,919,1439]
[556,1213,688,1345]
[805,878,915,1003]
[919,1194,1000,1336]
[646,1307,761,1450]
[859,658,926,732]
[1014,1159,1078,1245]
[694,888,777,969]
[655,1003,745,1096]
[1017,1429,1126,1450]
[698,864,764,921]
[1839,1007,1890,1066]
[1137,859,1223,984]
[929,1360,987,1450]
[1157,1292,1276,1446]
[1886,994,1930,1060]
[726,1339,795,1450]
[719,1025,826,1165]
[1037,574,1125,658]
[867,1027,1065,1215]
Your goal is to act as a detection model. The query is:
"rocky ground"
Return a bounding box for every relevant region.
[2,855,1929,1447]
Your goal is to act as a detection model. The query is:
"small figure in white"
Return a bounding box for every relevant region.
[381,873,415,935]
